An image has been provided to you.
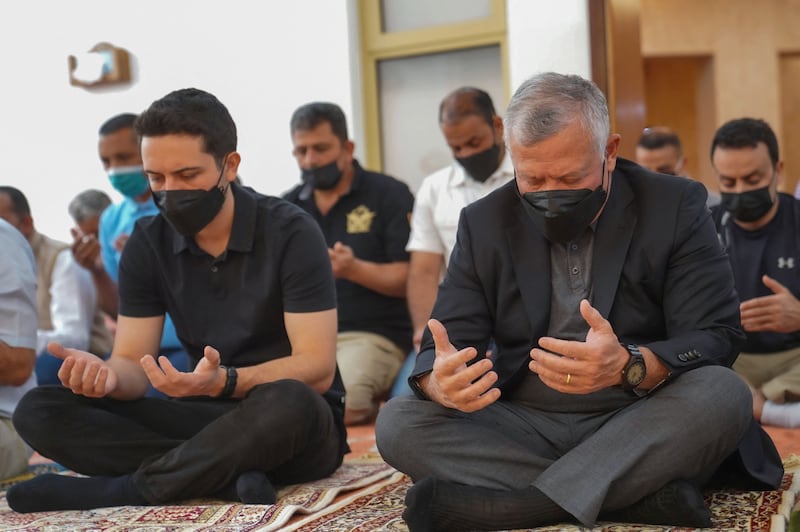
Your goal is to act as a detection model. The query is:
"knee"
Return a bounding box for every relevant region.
[685,366,752,430]
[375,396,417,465]
[244,380,324,432]
[12,386,66,444]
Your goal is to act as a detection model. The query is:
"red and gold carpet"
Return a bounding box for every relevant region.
[0,453,394,531]
[283,455,800,532]
[0,454,797,531]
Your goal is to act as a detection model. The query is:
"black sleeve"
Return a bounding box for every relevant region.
[381,180,415,262]
[118,221,166,318]
[280,210,337,313]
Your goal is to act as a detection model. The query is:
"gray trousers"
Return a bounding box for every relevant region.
[375,365,751,526]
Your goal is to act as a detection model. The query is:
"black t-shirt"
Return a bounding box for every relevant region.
[119,183,344,399]
[713,193,800,353]
[284,160,414,351]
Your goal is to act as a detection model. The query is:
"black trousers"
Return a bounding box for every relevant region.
[13,380,347,504]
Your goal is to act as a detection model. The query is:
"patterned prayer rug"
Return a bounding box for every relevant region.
[286,455,800,532]
[0,453,394,531]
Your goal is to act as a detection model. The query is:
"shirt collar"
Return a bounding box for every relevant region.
[171,182,255,255]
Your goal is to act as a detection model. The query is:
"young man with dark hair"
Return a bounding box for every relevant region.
[7,88,348,512]
[712,117,800,428]
[284,102,414,426]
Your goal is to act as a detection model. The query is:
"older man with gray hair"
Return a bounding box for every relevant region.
[68,189,112,240]
[375,72,782,530]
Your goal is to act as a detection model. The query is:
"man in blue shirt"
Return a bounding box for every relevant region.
[70,114,188,383]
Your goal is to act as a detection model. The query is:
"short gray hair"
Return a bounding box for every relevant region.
[68,189,112,223]
[504,72,610,158]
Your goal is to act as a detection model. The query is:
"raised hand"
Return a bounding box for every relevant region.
[529,299,627,394]
[51,342,118,397]
[328,241,355,279]
[423,318,500,412]
[740,275,800,333]
[140,345,225,398]
[70,228,102,273]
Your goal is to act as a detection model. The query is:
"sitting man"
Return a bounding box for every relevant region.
[394,87,514,396]
[284,102,414,426]
[635,126,720,207]
[0,186,112,384]
[711,118,800,428]
[68,188,112,242]
[70,113,189,383]
[7,87,348,512]
[68,188,117,338]
[0,218,38,480]
[376,72,783,531]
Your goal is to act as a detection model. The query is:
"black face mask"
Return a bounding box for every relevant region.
[301,160,343,190]
[153,159,228,236]
[720,184,774,223]
[519,161,608,244]
[456,142,501,183]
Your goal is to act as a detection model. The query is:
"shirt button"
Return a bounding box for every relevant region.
[571,243,578,251]
[211,265,219,273]
[571,267,579,275]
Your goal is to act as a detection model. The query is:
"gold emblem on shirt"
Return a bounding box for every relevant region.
[347,205,376,234]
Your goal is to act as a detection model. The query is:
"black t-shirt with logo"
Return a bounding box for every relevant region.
[713,193,800,353]
[284,160,414,351]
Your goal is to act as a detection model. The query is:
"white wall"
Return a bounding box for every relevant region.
[1,0,356,240]
[507,0,591,90]
[1,0,590,241]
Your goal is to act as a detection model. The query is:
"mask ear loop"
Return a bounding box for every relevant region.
[216,154,230,194]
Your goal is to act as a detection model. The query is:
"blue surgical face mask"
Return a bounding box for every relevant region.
[109,166,149,198]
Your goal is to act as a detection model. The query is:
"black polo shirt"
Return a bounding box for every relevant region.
[284,160,414,351]
[118,183,345,400]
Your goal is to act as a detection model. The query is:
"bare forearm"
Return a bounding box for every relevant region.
[407,272,440,334]
[105,356,150,399]
[344,260,408,298]
[233,354,336,397]
[0,343,35,386]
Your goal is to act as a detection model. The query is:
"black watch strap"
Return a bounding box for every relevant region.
[409,372,431,400]
[218,365,238,398]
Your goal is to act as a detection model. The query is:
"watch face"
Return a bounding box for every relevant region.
[627,362,646,386]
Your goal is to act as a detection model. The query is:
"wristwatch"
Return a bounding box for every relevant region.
[621,344,646,392]
[409,372,431,401]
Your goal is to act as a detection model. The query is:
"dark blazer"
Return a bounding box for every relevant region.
[414,158,783,489]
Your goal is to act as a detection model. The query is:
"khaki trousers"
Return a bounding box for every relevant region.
[0,417,31,480]
[733,346,800,403]
[336,331,405,411]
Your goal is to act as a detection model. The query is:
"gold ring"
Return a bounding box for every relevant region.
[565,373,572,385]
